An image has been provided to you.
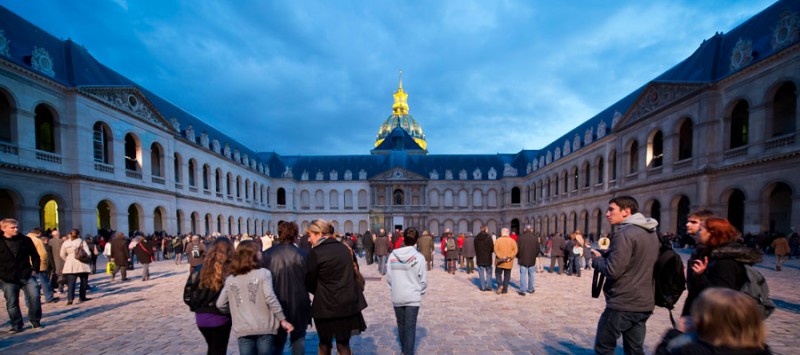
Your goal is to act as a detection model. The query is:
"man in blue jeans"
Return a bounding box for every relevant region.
[517,225,540,295]
[591,196,659,355]
[27,230,56,303]
[0,218,43,333]
[473,225,494,291]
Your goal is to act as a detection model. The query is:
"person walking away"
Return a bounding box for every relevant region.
[536,234,547,273]
[416,230,435,271]
[27,231,55,303]
[387,228,428,355]
[263,222,311,355]
[0,218,42,332]
[173,235,184,265]
[48,229,66,294]
[583,240,593,270]
[442,230,458,274]
[187,235,207,270]
[217,240,293,355]
[305,219,367,355]
[474,225,494,292]
[461,233,476,274]
[85,234,99,274]
[771,233,790,271]
[517,225,539,295]
[184,237,233,355]
[493,228,518,294]
[60,229,92,305]
[362,230,374,265]
[374,229,391,276]
[132,235,154,281]
[549,233,566,274]
[566,233,583,277]
[109,232,130,281]
[591,196,659,355]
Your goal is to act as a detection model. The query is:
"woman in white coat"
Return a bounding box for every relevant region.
[60,229,92,305]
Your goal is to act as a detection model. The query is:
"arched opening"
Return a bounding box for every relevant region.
[34,105,56,152]
[174,153,182,183]
[0,189,19,221]
[594,208,603,236]
[0,91,12,142]
[572,167,578,191]
[628,140,639,174]
[228,216,234,235]
[609,150,617,180]
[93,122,112,164]
[678,119,694,160]
[648,130,663,168]
[511,218,520,235]
[236,176,242,198]
[562,171,568,194]
[128,204,141,236]
[727,189,746,233]
[205,214,212,235]
[511,187,521,204]
[570,212,577,232]
[597,157,604,184]
[190,212,199,235]
[770,82,797,137]
[676,196,690,237]
[124,133,139,171]
[202,164,210,190]
[217,215,224,234]
[393,188,404,205]
[176,210,184,234]
[39,196,59,231]
[358,190,368,209]
[768,183,793,234]
[188,159,196,187]
[314,190,324,209]
[583,162,590,188]
[277,188,286,206]
[97,200,113,231]
[650,200,661,231]
[730,100,749,148]
[226,173,233,195]
[153,207,163,232]
[150,143,163,177]
[215,169,222,193]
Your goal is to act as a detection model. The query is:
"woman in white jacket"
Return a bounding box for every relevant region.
[60,229,92,305]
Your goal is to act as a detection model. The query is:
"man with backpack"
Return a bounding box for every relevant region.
[591,196,659,355]
[186,235,206,270]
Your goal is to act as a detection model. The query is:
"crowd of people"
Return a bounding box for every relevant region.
[1,194,785,354]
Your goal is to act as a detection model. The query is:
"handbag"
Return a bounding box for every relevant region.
[345,243,365,291]
[75,241,90,263]
[106,261,117,274]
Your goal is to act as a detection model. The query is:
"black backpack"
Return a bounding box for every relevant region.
[740,264,776,319]
[653,234,686,326]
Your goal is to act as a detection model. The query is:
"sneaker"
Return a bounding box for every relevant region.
[518,291,526,296]
[527,290,536,294]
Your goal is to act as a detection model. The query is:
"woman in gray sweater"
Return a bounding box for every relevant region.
[217,241,294,355]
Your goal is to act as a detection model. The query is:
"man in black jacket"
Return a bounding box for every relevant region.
[473,225,494,291]
[517,225,540,295]
[362,230,374,265]
[591,196,659,355]
[549,233,566,274]
[0,218,42,333]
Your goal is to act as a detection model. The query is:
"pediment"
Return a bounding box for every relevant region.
[371,168,426,181]
[618,82,705,128]
[79,86,176,133]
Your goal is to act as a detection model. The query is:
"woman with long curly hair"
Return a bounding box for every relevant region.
[216,240,294,355]
[184,237,234,355]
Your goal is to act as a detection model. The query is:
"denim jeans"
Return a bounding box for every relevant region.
[377,255,388,275]
[238,334,275,355]
[476,265,492,290]
[394,306,420,355]
[519,265,535,293]
[594,308,652,355]
[35,271,55,302]
[275,326,306,355]
[495,268,511,292]
[567,255,582,276]
[0,276,41,328]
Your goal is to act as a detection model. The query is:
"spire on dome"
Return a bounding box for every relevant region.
[392,69,409,115]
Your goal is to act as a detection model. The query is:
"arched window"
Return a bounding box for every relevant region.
[344,190,353,209]
[187,159,196,187]
[330,190,339,209]
[553,175,559,196]
[93,122,112,164]
[174,153,182,183]
[277,188,287,206]
[176,210,184,234]
[583,162,590,188]
[124,133,139,171]
[730,100,749,148]
[609,151,617,180]
[771,82,797,137]
[315,190,325,209]
[572,167,578,191]
[245,179,250,199]
[458,190,468,207]
[154,208,163,232]
[650,200,661,231]
[34,105,56,152]
[562,171,568,193]
[151,143,164,177]
[768,183,792,234]
[648,130,663,168]
[511,187,521,204]
[97,200,113,230]
[227,173,233,195]
[597,157,604,184]
[128,204,142,236]
[236,176,242,197]
[678,119,693,160]
[394,189,404,205]
[727,189,745,233]
[215,169,222,193]
[202,164,210,190]
[358,190,368,209]
[0,92,11,142]
[676,196,690,236]
[40,197,59,231]
[628,141,639,174]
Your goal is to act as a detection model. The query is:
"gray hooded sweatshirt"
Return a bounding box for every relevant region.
[386,246,428,307]
[216,268,286,338]
[593,213,660,312]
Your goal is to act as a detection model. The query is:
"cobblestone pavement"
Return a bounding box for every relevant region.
[1,246,799,354]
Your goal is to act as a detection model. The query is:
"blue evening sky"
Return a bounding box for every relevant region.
[3,0,776,155]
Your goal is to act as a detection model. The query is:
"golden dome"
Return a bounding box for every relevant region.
[375,71,427,150]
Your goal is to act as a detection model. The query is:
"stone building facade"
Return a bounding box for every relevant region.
[0,2,798,237]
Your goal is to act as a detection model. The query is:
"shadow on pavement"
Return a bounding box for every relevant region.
[774,298,800,314]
